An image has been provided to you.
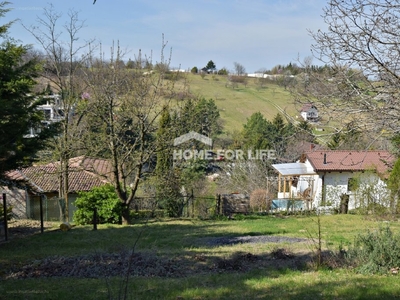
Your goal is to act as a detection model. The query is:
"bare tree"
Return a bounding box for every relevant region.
[217,160,276,195]
[23,5,94,221]
[296,0,400,139]
[82,39,179,224]
[277,70,295,90]
[233,62,246,76]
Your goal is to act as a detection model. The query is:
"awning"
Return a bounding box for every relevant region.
[272,163,316,176]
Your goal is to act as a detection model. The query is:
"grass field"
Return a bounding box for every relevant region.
[2,214,400,299]
[181,73,298,133]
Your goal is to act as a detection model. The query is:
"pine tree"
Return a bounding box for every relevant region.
[0,3,53,180]
[242,112,271,150]
[156,107,172,176]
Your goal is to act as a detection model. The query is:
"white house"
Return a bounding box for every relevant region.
[300,103,318,122]
[272,150,395,212]
[25,94,66,138]
[37,94,64,122]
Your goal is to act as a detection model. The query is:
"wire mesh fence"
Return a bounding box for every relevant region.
[27,196,77,222]
[23,192,248,223]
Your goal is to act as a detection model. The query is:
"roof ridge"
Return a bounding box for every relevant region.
[306,149,390,153]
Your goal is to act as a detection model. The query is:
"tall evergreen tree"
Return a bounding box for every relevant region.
[177,97,221,147]
[0,3,53,180]
[242,112,271,150]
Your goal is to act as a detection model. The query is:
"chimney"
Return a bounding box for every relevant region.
[323,153,327,164]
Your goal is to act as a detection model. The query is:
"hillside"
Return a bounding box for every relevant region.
[182,73,299,133]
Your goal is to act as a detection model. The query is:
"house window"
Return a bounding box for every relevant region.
[348,178,358,192]
[43,109,51,120]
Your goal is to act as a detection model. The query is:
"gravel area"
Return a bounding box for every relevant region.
[202,235,308,247]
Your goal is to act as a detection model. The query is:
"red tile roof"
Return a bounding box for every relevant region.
[300,103,317,112]
[6,157,112,193]
[62,156,113,182]
[305,150,395,175]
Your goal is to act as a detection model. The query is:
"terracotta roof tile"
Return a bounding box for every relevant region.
[305,150,394,175]
[6,157,112,193]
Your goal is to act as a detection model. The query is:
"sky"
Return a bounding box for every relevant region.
[5,0,329,73]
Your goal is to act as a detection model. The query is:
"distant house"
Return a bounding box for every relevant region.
[2,156,113,222]
[300,103,318,122]
[25,94,66,138]
[272,150,394,212]
[38,94,64,122]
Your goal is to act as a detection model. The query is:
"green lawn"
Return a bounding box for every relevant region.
[2,214,400,299]
[181,73,298,133]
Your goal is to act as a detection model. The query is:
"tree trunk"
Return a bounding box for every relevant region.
[121,204,130,225]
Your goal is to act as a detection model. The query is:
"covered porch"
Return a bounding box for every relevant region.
[271,162,317,210]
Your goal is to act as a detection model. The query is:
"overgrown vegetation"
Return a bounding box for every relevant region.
[346,225,400,275]
[0,205,12,222]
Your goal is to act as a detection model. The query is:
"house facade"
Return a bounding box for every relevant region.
[2,156,112,222]
[272,150,394,211]
[300,104,318,122]
[25,94,71,138]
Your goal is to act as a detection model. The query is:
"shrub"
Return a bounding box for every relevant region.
[162,197,184,217]
[346,225,400,274]
[0,205,13,222]
[74,184,122,225]
[250,189,272,212]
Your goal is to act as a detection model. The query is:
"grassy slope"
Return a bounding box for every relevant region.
[183,73,299,133]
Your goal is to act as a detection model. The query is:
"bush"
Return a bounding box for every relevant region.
[74,184,122,225]
[0,205,13,222]
[250,189,272,212]
[346,225,400,274]
[162,197,184,217]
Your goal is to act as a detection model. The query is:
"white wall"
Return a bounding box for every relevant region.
[312,171,390,210]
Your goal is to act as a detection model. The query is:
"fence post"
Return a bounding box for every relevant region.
[215,194,221,216]
[2,193,8,241]
[191,189,194,218]
[39,195,44,234]
[93,207,97,230]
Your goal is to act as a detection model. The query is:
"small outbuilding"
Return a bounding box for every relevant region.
[2,156,112,222]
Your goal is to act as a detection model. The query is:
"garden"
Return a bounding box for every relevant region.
[2,214,400,299]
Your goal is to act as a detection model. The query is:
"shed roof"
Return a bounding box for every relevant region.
[272,162,317,176]
[5,156,112,193]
